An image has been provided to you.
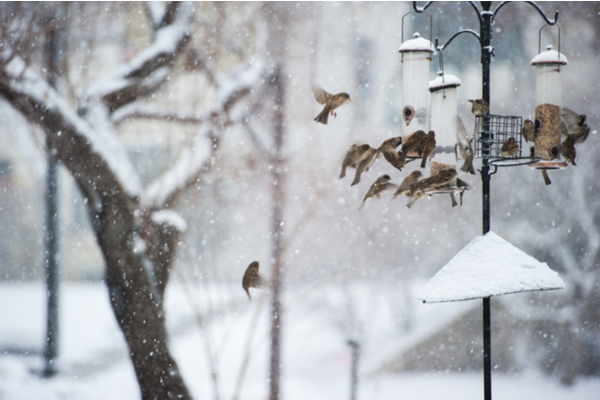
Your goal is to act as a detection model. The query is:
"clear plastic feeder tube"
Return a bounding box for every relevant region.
[399,33,433,136]
[429,73,461,175]
[531,45,568,160]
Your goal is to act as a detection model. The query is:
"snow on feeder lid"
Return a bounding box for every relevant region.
[398,32,435,54]
[399,33,434,136]
[419,231,565,304]
[429,72,461,176]
[530,45,568,164]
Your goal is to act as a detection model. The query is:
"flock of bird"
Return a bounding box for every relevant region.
[241,88,591,299]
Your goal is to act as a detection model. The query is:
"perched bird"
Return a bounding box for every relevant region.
[378,136,404,170]
[351,146,379,186]
[398,130,426,162]
[407,168,457,208]
[560,136,577,166]
[419,130,436,168]
[561,107,590,144]
[412,168,458,191]
[340,144,370,178]
[359,175,396,209]
[242,261,264,300]
[313,86,351,125]
[522,119,536,143]
[501,137,519,158]
[468,99,489,117]
[391,170,423,200]
[456,116,475,175]
[541,170,551,186]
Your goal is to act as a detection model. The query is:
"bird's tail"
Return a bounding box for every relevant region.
[340,166,346,179]
[420,154,428,168]
[541,170,551,185]
[460,160,475,175]
[314,109,329,125]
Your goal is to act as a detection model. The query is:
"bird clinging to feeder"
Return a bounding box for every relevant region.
[359,175,397,209]
[468,99,489,116]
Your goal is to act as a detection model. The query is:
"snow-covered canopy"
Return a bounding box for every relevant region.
[420,231,565,303]
[398,32,434,53]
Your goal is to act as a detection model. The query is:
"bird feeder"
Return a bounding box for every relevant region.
[530,44,568,164]
[398,32,434,136]
[429,72,461,175]
[527,25,569,181]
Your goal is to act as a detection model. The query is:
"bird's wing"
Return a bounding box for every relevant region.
[561,107,581,129]
[328,94,348,109]
[312,86,331,105]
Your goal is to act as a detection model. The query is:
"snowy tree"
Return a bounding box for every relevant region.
[0,2,263,398]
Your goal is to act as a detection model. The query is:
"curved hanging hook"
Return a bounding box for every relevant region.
[494,1,559,25]
[401,9,433,44]
[538,23,562,56]
[412,1,433,13]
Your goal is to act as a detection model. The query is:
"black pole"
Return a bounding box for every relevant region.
[480,3,493,400]
[347,339,360,400]
[43,14,62,378]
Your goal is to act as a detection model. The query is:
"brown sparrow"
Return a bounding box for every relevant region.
[351,146,379,186]
[391,170,423,200]
[560,136,577,166]
[398,130,426,162]
[468,99,489,116]
[522,119,536,143]
[378,136,405,170]
[359,175,396,209]
[407,168,457,208]
[242,261,264,300]
[313,86,351,125]
[500,137,519,158]
[340,144,370,179]
[419,130,436,168]
[561,107,590,144]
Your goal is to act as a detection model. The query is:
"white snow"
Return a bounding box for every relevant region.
[429,73,462,90]
[0,281,596,400]
[398,32,434,53]
[3,56,143,197]
[143,128,213,208]
[530,46,568,65]
[151,209,188,232]
[86,3,193,100]
[420,231,565,303]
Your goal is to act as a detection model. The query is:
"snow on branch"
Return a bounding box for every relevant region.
[112,102,209,125]
[0,56,143,197]
[85,2,193,112]
[142,59,264,209]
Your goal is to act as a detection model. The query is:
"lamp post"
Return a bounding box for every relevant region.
[412,2,560,399]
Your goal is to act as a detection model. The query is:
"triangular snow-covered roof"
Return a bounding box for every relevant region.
[420,231,565,303]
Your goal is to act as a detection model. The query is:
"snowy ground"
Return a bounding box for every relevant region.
[0,281,598,400]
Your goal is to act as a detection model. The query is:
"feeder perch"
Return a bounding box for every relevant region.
[529,43,568,171]
[473,114,538,167]
[398,32,434,136]
[429,71,461,175]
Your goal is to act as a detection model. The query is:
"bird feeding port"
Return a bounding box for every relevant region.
[406,2,573,400]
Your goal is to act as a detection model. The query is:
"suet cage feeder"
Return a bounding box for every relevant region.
[474,114,538,167]
[528,25,568,172]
